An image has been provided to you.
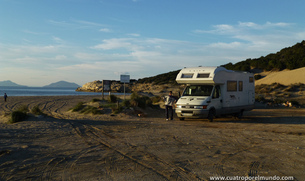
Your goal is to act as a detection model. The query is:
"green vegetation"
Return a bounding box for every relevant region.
[8,104,49,123]
[130,92,152,109]
[137,70,180,85]
[80,106,102,114]
[9,105,28,123]
[255,83,305,106]
[71,102,103,115]
[150,95,162,104]
[71,93,162,116]
[91,98,101,102]
[121,99,131,108]
[71,102,85,112]
[109,95,118,103]
[9,111,28,124]
[16,105,29,113]
[222,40,305,71]
[31,105,44,115]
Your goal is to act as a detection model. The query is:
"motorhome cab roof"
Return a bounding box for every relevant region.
[176,66,250,84]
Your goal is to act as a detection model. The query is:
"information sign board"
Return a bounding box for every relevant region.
[120,75,130,83]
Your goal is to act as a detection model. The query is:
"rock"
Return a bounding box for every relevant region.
[76,80,104,92]
[76,80,183,96]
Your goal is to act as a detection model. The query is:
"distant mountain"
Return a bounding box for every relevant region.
[0,80,26,87]
[44,81,80,88]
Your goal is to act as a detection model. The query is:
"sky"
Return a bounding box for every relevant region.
[1,0,305,87]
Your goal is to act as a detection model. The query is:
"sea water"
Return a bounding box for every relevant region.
[0,87,116,97]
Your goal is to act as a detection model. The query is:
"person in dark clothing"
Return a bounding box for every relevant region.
[4,93,7,102]
[163,91,176,120]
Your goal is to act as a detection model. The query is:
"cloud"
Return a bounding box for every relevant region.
[2,20,305,86]
[73,19,107,27]
[265,21,291,27]
[23,30,47,35]
[238,22,260,29]
[91,38,139,50]
[194,24,237,34]
[128,33,141,37]
[48,19,109,30]
[192,21,304,53]
[48,20,74,28]
[208,42,242,49]
[52,36,65,44]
[195,21,293,35]
[99,28,111,32]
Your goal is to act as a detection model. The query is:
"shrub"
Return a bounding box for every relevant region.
[71,102,103,115]
[80,106,103,115]
[290,100,300,107]
[145,99,153,107]
[101,103,116,108]
[271,83,285,90]
[284,86,295,92]
[122,99,131,108]
[71,102,85,112]
[111,105,123,114]
[130,93,152,109]
[130,92,140,100]
[254,74,262,80]
[31,105,44,115]
[16,105,28,113]
[109,95,118,103]
[91,98,101,102]
[255,95,266,102]
[9,111,28,123]
[151,96,162,103]
[273,98,284,104]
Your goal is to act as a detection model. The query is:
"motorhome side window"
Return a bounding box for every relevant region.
[181,73,194,78]
[239,81,243,91]
[197,73,210,78]
[212,85,221,98]
[227,81,237,92]
[249,77,254,83]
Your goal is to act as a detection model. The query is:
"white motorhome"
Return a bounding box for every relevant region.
[175,66,255,121]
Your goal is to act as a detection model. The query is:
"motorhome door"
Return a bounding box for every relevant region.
[209,85,222,111]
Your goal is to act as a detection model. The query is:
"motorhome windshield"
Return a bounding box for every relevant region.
[182,85,214,96]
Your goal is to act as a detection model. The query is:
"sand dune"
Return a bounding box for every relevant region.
[255,67,305,85]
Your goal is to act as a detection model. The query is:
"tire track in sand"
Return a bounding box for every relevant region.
[67,121,203,181]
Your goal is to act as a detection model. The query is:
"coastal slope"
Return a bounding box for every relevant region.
[256,67,305,85]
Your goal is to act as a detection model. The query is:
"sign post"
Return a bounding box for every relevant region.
[102,80,111,100]
[120,75,130,100]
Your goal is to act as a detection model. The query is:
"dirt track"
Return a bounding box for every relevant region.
[0,96,304,180]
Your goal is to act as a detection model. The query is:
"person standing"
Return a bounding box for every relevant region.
[163,91,176,120]
[4,93,7,102]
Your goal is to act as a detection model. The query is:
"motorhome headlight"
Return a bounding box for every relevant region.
[194,105,208,109]
[176,105,182,108]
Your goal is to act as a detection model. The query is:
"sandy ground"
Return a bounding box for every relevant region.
[0,95,305,181]
[255,67,305,85]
